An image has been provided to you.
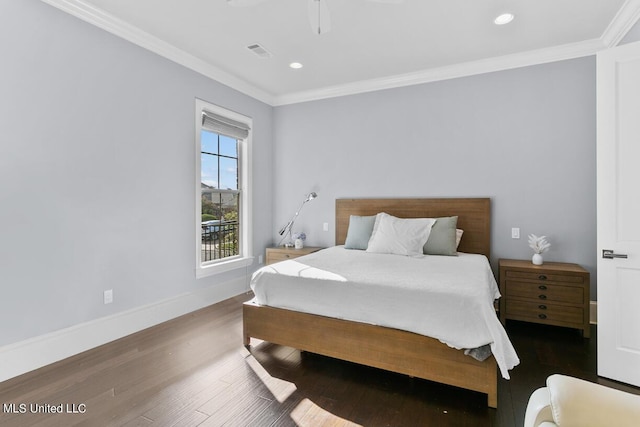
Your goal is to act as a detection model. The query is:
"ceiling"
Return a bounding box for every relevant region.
[43,0,640,105]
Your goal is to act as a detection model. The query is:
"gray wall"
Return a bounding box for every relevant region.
[273,57,597,296]
[5,0,628,349]
[0,0,273,347]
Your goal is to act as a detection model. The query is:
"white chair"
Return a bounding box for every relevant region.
[524,374,640,427]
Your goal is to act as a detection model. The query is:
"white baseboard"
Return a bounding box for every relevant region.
[0,276,249,383]
[590,300,597,324]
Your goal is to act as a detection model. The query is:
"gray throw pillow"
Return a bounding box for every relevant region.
[423,216,458,256]
[344,215,376,250]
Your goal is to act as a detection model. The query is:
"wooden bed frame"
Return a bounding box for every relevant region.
[243,198,498,408]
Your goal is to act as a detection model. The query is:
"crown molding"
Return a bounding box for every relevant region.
[272,38,607,106]
[601,0,640,47]
[39,0,640,107]
[39,0,276,105]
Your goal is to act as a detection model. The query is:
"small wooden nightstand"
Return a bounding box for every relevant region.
[499,259,590,337]
[265,246,323,265]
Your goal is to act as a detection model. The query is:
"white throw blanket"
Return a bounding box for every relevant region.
[251,246,520,379]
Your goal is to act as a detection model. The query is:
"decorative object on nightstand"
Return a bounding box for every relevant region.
[265,246,323,265]
[499,259,590,337]
[528,234,550,265]
[278,192,317,247]
[293,232,306,249]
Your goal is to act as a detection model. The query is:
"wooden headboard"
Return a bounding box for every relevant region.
[335,198,491,257]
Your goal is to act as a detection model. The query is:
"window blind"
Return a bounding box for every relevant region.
[202,110,250,140]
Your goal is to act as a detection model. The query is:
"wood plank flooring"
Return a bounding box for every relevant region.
[1,293,638,426]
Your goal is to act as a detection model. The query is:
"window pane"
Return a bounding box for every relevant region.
[219,156,238,190]
[221,193,240,258]
[222,193,239,223]
[201,130,218,154]
[219,135,237,158]
[201,153,219,189]
[201,192,239,262]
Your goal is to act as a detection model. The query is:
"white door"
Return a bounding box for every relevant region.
[597,40,640,388]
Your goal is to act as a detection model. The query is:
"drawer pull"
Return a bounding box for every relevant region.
[538,275,547,280]
[538,294,547,300]
[538,285,547,290]
[285,254,290,258]
[538,314,547,319]
[538,304,547,310]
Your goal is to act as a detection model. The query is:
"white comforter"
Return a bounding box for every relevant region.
[250,246,520,379]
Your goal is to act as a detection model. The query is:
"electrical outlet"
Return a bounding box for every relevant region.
[511,228,520,239]
[104,289,113,304]
[323,222,329,232]
[258,255,263,264]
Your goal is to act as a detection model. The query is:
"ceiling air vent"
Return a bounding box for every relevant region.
[247,43,273,59]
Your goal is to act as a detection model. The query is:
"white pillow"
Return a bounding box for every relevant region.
[366,213,435,256]
[456,229,464,248]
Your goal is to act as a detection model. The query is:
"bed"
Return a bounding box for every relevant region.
[243,198,517,408]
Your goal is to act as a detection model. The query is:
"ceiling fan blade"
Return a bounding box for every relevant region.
[227,0,268,6]
[308,0,332,35]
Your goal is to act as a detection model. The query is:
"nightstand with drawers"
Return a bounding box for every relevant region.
[265,246,323,265]
[498,259,590,337]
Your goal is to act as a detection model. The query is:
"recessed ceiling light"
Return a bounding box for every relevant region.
[289,62,303,69]
[494,13,515,25]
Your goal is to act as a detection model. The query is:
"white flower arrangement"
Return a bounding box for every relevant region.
[528,234,550,254]
[293,232,306,241]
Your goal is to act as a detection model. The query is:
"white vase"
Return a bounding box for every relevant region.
[294,238,304,249]
[532,253,543,265]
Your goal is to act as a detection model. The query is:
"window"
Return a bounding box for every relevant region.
[195,99,252,277]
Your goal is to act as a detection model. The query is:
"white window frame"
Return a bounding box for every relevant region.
[195,99,253,278]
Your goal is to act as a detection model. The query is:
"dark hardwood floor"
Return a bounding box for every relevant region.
[1,293,638,427]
